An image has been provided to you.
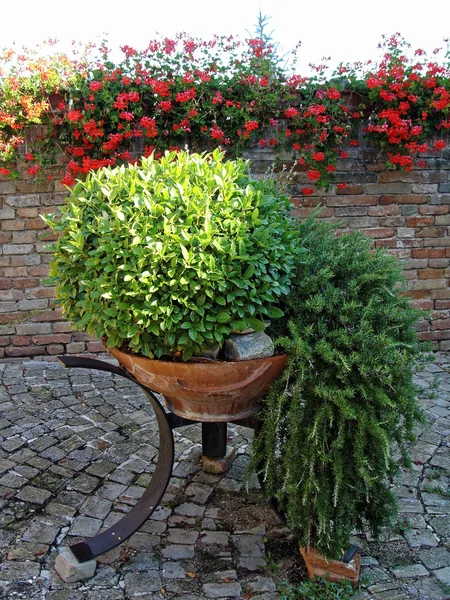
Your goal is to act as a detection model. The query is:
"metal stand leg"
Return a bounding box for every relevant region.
[202,422,227,458]
[57,356,175,563]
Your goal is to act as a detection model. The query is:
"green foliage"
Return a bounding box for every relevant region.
[280,576,355,600]
[43,149,298,360]
[252,216,425,558]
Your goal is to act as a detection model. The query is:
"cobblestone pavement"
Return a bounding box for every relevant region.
[0,355,449,600]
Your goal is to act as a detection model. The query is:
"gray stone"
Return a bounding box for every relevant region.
[174,502,205,517]
[391,563,429,578]
[167,528,199,545]
[224,331,274,361]
[202,582,243,598]
[239,556,267,571]
[22,516,64,544]
[233,534,264,556]
[185,482,213,504]
[162,562,188,579]
[124,572,162,594]
[69,516,103,537]
[199,531,230,545]
[434,566,450,586]
[419,547,450,569]
[7,542,49,561]
[0,560,41,580]
[54,547,97,582]
[80,496,112,519]
[196,343,221,360]
[403,528,439,548]
[161,544,195,559]
[247,576,277,593]
[430,516,450,537]
[127,532,160,550]
[17,485,52,504]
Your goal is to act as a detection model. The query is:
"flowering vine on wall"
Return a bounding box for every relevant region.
[0,33,449,194]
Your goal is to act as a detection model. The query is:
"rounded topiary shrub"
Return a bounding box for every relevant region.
[44,149,298,360]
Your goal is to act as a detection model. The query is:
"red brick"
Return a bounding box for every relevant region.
[12,278,40,289]
[374,239,397,248]
[47,344,65,355]
[0,336,9,347]
[416,227,446,238]
[336,185,364,195]
[431,319,450,330]
[379,195,396,205]
[34,309,63,322]
[28,266,49,277]
[17,207,39,218]
[2,219,25,231]
[32,334,71,345]
[431,290,450,300]
[404,290,431,299]
[361,227,395,239]
[0,312,21,324]
[368,205,400,216]
[26,218,48,230]
[326,195,378,207]
[396,195,429,204]
[0,232,13,244]
[26,287,56,299]
[412,249,445,259]
[53,322,75,333]
[418,330,450,341]
[11,336,31,346]
[378,171,421,183]
[86,341,105,353]
[416,320,430,332]
[411,299,434,310]
[418,269,445,279]
[435,300,450,309]
[5,346,46,357]
[0,278,12,290]
[419,205,449,215]
[406,217,434,227]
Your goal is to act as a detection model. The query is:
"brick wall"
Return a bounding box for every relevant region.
[1,144,450,358]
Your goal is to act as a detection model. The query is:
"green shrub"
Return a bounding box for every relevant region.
[281,576,355,600]
[252,216,425,558]
[43,149,298,360]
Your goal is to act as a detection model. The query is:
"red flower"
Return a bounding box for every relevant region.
[175,88,196,103]
[349,140,359,147]
[27,164,40,176]
[337,183,347,189]
[90,81,103,92]
[211,125,225,140]
[258,139,267,147]
[0,167,10,175]
[307,170,321,181]
[301,187,314,195]
[292,143,301,151]
[120,112,134,121]
[25,152,34,161]
[67,110,83,122]
[285,107,299,118]
[312,152,325,162]
[326,164,336,172]
[434,140,446,151]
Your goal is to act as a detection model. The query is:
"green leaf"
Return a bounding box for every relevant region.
[247,317,266,331]
[264,306,284,318]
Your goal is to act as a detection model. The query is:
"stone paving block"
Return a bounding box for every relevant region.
[17,485,52,504]
[403,527,439,548]
[54,547,96,582]
[123,572,162,595]
[80,495,112,519]
[69,516,103,537]
[434,565,450,586]
[419,547,450,569]
[202,582,243,597]
[161,544,196,560]
[391,563,429,578]
[167,528,200,545]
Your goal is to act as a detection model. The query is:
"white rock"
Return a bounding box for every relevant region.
[54,547,96,582]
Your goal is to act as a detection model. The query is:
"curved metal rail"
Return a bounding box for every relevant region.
[57,356,175,562]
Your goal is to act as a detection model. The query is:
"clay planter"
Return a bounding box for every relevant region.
[300,546,361,587]
[109,345,288,422]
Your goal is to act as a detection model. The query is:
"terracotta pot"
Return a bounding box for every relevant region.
[300,546,361,587]
[109,345,288,422]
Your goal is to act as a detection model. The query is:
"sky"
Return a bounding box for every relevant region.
[1,0,450,73]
